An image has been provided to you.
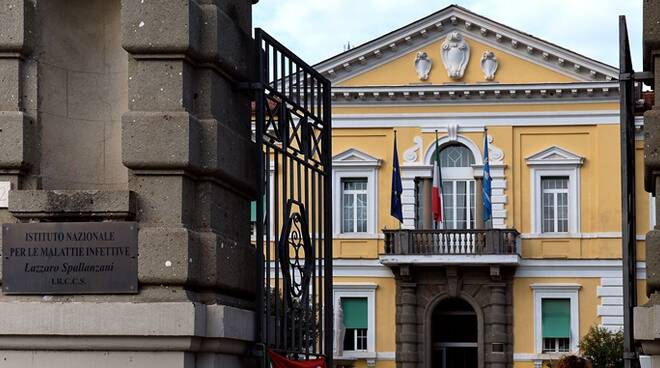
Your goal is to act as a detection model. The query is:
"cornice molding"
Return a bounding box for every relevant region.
[315,6,618,84]
[330,81,619,104]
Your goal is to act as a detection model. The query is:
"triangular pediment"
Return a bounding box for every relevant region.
[526,146,584,166]
[315,5,617,86]
[333,148,382,167]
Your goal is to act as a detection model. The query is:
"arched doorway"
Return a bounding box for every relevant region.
[431,298,478,368]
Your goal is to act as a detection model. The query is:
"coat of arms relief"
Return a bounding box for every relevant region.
[440,32,470,80]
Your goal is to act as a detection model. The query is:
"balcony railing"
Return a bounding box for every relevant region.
[383,229,519,255]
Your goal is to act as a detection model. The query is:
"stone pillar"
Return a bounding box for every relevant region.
[397,276,418,368]
[0,1,259,367]
[486,284,508,368]
[636,2,660,365]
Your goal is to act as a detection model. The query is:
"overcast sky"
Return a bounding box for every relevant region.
[253,0,643,70]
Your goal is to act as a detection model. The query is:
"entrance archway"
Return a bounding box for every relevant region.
[431,298,478,368]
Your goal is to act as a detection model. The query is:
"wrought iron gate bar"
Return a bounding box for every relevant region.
[254,28,333,365]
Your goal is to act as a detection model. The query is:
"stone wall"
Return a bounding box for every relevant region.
[0,1,260,367]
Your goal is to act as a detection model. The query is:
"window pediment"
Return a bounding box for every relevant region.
[333,149,382,168]
[526,146,584,167]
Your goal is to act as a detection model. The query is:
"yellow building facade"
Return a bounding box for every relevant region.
[309,6,652,368]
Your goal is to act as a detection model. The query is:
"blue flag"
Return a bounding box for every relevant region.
[482,131,492,223]
[391,134,403,223]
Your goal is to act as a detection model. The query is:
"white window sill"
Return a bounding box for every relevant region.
[335,351,376,360]
[334,233,384,239]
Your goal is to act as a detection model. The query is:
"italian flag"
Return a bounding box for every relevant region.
[432,137,443,223]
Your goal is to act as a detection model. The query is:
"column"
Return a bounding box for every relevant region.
[398,281,419,368]
[486,284,509,368]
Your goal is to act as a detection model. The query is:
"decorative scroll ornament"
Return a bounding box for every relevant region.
[487,135,504,164]
[441,32,470,80]
[278,200,314,306]
[403,136,424,163]
[414,52,432,81]
[480,51,499,81]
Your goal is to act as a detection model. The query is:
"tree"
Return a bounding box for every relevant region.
[579,325,624,368]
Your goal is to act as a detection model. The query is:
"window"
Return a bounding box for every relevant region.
[333,284,377,358]
[541,299,571,353]
[531,283,580,354]
[443,180,476,229]
[439,144,476,230]
[342,179,368,233]
[332,149,381,236]
[342,297,368,351]
[526,146,583,235]
[541,177,569,233]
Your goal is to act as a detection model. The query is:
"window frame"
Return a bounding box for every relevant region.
[527,146,583,236]
[531,283,581,355]
[333,284,377,359]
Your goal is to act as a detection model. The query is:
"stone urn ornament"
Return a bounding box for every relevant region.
[441,32,470,79]
[480,51,499,81]
[414,51,432,81]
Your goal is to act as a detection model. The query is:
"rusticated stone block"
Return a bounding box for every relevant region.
[647,230,660,295]
[644,0,660,71]
[645,110,660,193]
[0,111,31,170]
[0,58,20,111]
[8,190,136,220]
[137,226,200,285]
[0,0,32,53]
[198,4,253,81]
[128,59,193,112]
[129,175,195,225]
[122,111,201,171]
[121,0,202,55]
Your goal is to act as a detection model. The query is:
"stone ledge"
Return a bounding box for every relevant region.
[634,303,660,356]
[0,302,254,342]
[8,190,136,220]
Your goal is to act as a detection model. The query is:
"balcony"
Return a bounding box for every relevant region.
[380,229,520,266]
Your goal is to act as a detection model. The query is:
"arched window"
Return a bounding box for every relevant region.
[439,145,475,168]
[439,144,475,229]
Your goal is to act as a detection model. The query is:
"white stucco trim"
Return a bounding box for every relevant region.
[651,194,657,229]
[379,254,520,265]
[516,259,646,279]
[531,283,581,354]
[334,283,378,358]
[332,110,620,128]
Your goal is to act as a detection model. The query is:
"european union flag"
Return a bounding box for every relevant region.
[483,130,492,223]
[391,133,403,223]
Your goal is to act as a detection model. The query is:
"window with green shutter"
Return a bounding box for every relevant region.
[342,298,368,329]
[542,299,570,338]
[341,297,368,351]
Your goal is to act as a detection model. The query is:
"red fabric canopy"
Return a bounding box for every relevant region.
[268,350,326,368]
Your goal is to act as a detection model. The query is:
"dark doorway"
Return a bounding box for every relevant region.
[431,298,478,368]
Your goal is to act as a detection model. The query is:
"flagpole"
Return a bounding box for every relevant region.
[395,130,401,230]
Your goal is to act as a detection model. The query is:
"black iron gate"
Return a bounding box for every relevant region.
[253,28,333,365]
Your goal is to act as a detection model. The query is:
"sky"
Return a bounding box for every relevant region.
[253,0,643,71]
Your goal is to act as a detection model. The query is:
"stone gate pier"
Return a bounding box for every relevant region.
[0,1,259,367]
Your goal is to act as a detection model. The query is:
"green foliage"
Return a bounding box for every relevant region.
[579,325,624,368]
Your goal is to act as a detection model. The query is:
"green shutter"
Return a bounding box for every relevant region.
[250,201,257,222]
[542,299,571,338]
[342,298,368,329]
